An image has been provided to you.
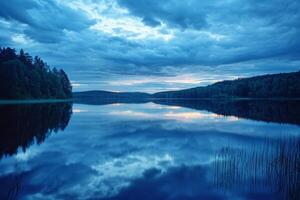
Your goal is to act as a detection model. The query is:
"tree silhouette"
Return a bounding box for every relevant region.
[0,47,72,99]
[154,71,300,98]
[0,102,73,158]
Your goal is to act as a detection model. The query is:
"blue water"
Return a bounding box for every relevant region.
[0,101,299,200]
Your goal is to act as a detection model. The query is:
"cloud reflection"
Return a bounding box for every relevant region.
[0,102,299,199]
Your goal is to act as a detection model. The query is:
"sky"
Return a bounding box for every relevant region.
[0,0,299,92]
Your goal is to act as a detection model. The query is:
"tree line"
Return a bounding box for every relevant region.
[0,47,72,99]
[153,71,300,98]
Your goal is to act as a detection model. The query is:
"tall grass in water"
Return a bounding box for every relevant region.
[213,137,300,200]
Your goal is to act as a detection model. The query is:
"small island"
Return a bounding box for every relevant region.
[0,47,72,100]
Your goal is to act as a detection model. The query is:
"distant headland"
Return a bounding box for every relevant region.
[74,70,300,100]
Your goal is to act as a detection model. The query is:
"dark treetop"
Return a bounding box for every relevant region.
[0,47,72,99]
[153,71,300,99]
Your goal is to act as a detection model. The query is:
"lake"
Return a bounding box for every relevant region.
[0,100,299,200]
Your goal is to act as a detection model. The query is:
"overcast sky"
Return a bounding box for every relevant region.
[0,0,299,92]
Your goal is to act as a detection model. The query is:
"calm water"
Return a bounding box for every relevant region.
[0,100,299,200]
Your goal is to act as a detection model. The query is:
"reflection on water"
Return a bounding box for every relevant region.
[0,103,72,158]
[0,100,299,199]
[213,138,300,200]
[154,99,300,126]
[76,98,300,126]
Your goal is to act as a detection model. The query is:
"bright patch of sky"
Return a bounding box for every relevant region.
[0,0,299,92]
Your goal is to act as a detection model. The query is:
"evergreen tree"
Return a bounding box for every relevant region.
[0,47,72,99]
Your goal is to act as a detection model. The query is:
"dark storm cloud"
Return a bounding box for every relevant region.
[0,0,299,91]
[115,0,300,63]
[0,0,95,43]
[117,0,208,29]
[85,0,300,77]
[0,0,38,25]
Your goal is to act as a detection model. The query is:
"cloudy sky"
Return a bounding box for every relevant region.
[0,0,299,92]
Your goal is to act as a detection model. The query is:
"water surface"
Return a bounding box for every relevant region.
[0,100,299,200]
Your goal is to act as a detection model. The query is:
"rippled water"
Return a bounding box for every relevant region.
[0,100,299,200]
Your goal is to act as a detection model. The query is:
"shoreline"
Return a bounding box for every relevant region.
[0,99,73,105]
[1,97,300,105]
[148,97,300,101]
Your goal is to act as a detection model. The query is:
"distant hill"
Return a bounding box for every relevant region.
[73,90,151,104]
[153,71,300,99]
[0,47,72,99]
[74,71,300,101]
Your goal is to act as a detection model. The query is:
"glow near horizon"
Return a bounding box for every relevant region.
[1,0,299,92]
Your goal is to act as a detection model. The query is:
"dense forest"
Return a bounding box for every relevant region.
[153,71,300,98]
[0,47,72,99]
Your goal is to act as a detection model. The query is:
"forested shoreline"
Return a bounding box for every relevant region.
[1,46,299,100]
[153,71,300,98]
[74,71,300,100]
[0,47,72,99]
